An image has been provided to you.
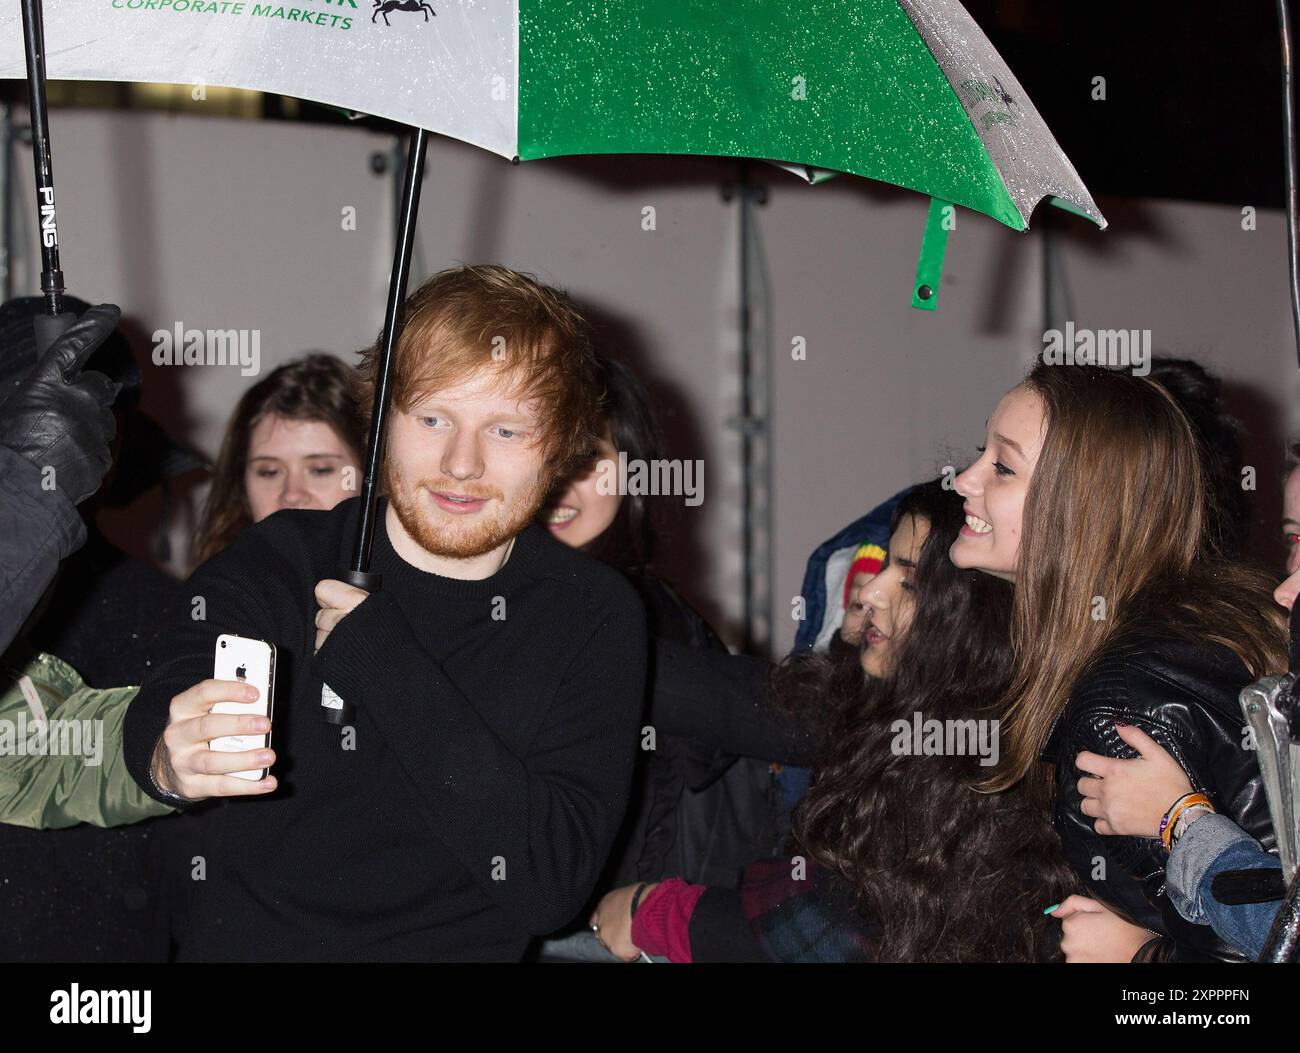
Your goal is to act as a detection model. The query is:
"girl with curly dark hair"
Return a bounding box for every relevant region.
[590,479,1077,962]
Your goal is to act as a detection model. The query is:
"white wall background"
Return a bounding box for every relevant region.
[7,109,1296,655]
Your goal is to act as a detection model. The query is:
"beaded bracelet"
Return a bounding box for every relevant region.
[1170,803,1215,848]
[1159,792,1212,852]
[1158,792,1198,846]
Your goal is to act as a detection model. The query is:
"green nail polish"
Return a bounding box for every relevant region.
[1042,903,1060,915]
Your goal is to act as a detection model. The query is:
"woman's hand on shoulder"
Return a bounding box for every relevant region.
[1075,722,1193,838]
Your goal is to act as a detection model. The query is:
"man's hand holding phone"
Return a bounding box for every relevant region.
[151,679,278,801]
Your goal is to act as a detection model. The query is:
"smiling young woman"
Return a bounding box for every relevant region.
[588,481,1077,963]
[956,361,1286,962]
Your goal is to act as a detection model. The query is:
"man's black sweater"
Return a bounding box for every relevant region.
[123,497,647,961]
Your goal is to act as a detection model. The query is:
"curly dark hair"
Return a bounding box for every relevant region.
[779,479,1078,962]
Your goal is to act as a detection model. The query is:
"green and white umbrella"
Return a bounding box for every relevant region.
[4,0,1106,720]
[1,0,1104,237]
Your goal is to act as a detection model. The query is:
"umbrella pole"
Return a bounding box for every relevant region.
[1277,0,1300,370]
[320,125,427,726]
[351,125,428,579]
[19,0,76,354]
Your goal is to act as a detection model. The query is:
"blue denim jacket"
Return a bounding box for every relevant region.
[1165,812,1283,960]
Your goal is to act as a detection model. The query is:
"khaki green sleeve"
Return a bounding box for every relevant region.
[0,652,175,829]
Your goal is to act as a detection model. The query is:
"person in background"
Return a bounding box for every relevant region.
[533,354,781,961]
[640,486,917,858]
[1277,551,1300,611]
[0,300,122,654]
[590,482,1076,962]
[796,493,903,655]
[953,361,1285,962]
[3,351,370,963]
[1068,540,1300,960]
[768,492,906,838]
[1282,441,1300,575]
[1147,356,1249,560]
[193,354,365,564]
[613,355,1252,877]
[0,296,206,964]
[837,543,886,645]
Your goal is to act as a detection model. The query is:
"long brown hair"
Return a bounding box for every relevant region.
[193,354,366,563]
[986,362,1287,797]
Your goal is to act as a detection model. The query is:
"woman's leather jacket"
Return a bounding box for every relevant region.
[1042,627,1278,962]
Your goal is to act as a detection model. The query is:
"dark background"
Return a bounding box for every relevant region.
[965,0,1293,209]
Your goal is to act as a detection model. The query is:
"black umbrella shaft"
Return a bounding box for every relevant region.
[1277,0,1300,369]
[350,127,428,576]
[20,0,65,317]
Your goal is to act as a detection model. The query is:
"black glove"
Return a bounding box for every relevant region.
[0,304,123,505]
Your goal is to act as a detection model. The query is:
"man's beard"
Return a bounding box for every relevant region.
[384,458,552,560]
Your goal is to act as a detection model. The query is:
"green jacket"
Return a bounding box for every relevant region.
[0,648,174,829]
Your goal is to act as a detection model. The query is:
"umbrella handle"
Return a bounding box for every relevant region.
[31,310,77,357]
[318,568,382,726]
[20,0,68,321]
[339,569,381,592]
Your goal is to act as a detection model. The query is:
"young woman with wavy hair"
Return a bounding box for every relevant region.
[952,361,1286,962]
[589,481,1078,962]
[193,354,366,563]
[790,480,1079,963]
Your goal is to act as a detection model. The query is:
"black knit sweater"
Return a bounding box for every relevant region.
[123,496,647,961]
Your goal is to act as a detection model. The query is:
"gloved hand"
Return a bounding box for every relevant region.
[0,304,123,505]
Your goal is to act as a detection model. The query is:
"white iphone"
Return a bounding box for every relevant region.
[210,634,277,781]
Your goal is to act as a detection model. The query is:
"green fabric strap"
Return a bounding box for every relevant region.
[912,197,953,312]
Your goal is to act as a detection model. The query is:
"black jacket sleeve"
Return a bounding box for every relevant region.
[649,638,818,767]
[0,444,86,653]
[122,514,315,806]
